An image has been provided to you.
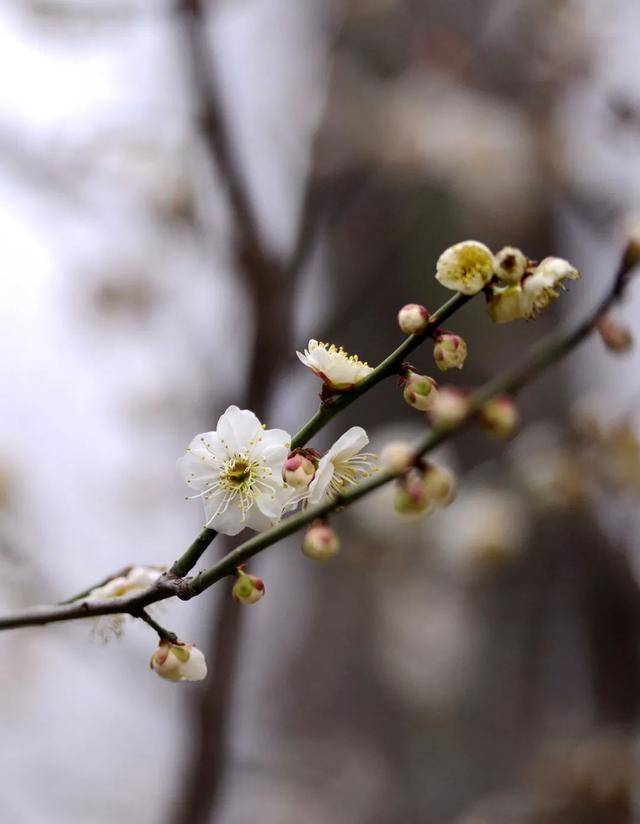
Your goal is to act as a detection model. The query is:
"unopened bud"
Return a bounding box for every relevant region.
[302,522,340,561]
[394,463,456,516]
[283,452,317,489]
[394,474,432,515]
[232,570,265,605]
[477,395,519,439]
[421,463,457,507]
[398,303,429,335]
[428,386,469,429]
[150,641,207,682]
[596,314,633,353]
[403,371,438,412]
[494,246,528,285]
[433,332,468,372]
[381,440,415,473]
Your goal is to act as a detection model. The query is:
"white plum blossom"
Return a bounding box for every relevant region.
[521,256,580,317]
[177,405,292,536]
[435,240,495,295]
[150,642,208,682]
[307,427,377,505]
[296,340,373,391]
[88,565,165,600]
[87,565,166,641]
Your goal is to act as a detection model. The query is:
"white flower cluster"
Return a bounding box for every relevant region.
[178,406,377,538]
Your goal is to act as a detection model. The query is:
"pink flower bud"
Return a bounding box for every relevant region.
[283,453,317,489]
[394,463,456,516]
[232,571,265,605]
[433,332,468,372]
[477,395,519,439]
[403,372,438,412]
[398,304,429,335]
[302,522,340,561]
[596,314,633,353]
[427,386,469,429]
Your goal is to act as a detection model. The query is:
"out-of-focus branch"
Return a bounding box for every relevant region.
[0,246,634,633]
[176,0,268,275]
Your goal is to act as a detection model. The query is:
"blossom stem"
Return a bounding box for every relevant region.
[291,292,472,448]
[135,609,179,643]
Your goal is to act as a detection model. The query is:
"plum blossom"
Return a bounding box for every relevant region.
[150,642,207,682]
[435,240,494,295]
[296,340,373,391]
[307,427,377,505]
[87,565,166,641]
[177,405,292,536]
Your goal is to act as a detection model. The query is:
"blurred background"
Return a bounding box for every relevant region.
[1,0,640,821]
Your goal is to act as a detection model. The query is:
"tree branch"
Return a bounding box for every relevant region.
[1,247,633,633]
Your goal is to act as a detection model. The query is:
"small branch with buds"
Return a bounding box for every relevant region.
[0,242,634,634]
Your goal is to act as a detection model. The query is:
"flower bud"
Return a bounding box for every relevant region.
[394,463,456,516]
[477,395,519,439]
[433,332,468,372]
[283,453,317,489]
[380,440,415,474]
[427,387,469,429]
[232,571,265,605]
[394,475,432,515]
[487,285,527,324]
[398,303,429,335]
[150,641,207,682]
[403,372,438,412]
[421,463,457,507]
[435,240,495,295]
[493,246,528,285]
[596,314,633,353]
[302,522,340,561]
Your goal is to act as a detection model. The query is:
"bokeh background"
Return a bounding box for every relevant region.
[2,0,640,822]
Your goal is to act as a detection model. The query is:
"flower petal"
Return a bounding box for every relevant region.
[326,426,370,464]
[216,406,262,454]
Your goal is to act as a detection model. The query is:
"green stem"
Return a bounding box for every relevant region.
[170,528,218,578]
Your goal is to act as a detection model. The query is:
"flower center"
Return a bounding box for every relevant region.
[223,458,253,488]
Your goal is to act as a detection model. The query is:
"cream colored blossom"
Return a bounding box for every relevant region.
[521,256,580,317]
[435,241,494,295]
[150,642,207,682]
[296,340,373,391]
